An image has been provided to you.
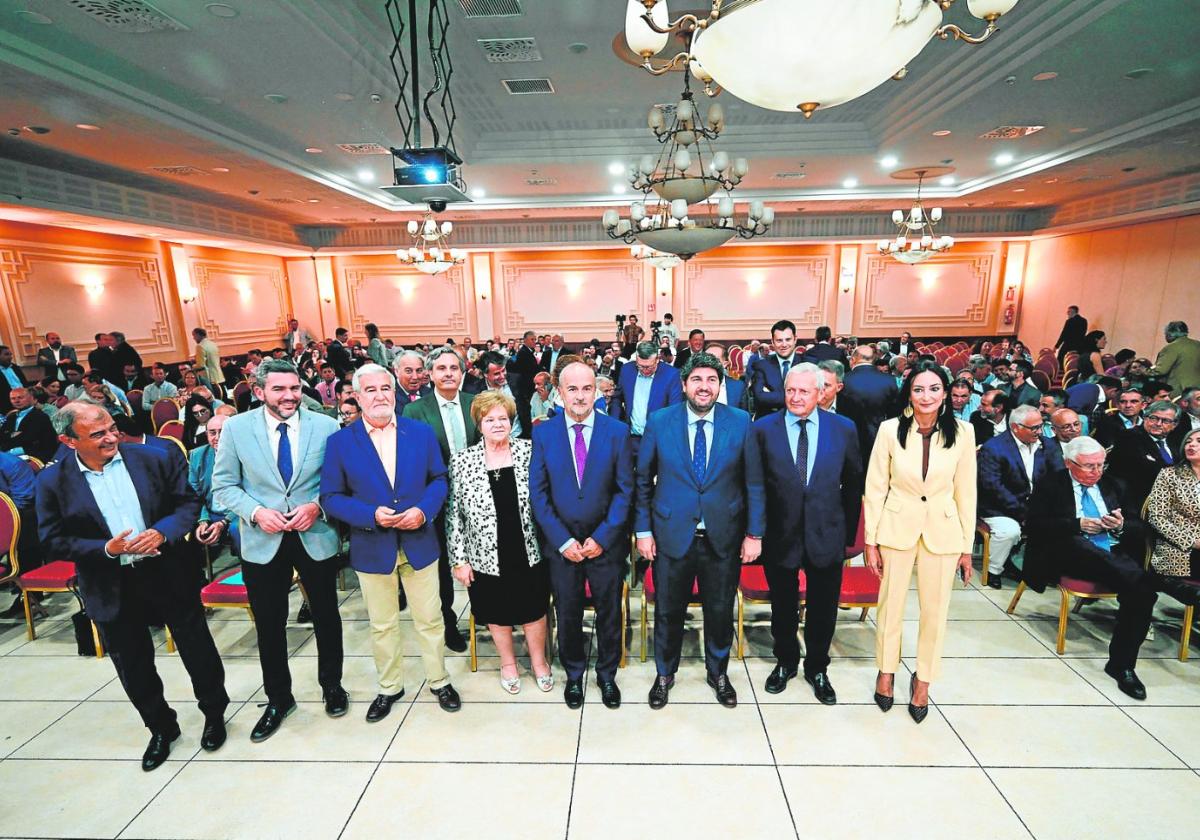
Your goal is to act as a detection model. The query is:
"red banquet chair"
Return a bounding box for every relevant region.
[157,419,185,442]
[150,398,180,433]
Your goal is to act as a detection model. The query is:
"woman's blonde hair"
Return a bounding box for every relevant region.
[470,389,516,425]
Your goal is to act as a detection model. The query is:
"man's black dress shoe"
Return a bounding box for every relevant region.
[365,691,405,723]
[431,684,461,712]
[648,675,673,709]
[250,701,296,742]
[444,623,468,653]
[986,575,1002,590]
[295,602,312,624]
[142,724,180,771]
[1104,663,1147,701]
[764,663,797,695]
[598,679,621,709]
[805,671,838,705]
[1158,576,1200,607]
[563,678,584,709]
[200,717,226,752]
[706,673,737,708]
[908,673,928,724]
[323,686,350,718]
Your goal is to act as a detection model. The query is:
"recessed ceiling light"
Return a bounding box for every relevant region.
[75,123,101,131]
[608,162,626,175]
[932,129,952,137]
[879,155,898,169]
[470,187,486,199]
[334,93,355,101]
[568,42,589,54]
[994,152,1014,165]
[356,168,375,183]
[612,184,627,195]
[14,10,52,24]
[307,198,320,203]
[1032,71,1058,81]
[1013,188,1025,192]
[212,167,230,173]
[205,3,239,18]
[264,93,288,104]
[305,147,323,154]
[1123,68,1154,80]
[842,177,858,189]
[23,125,50,135]
[939,176,956,186]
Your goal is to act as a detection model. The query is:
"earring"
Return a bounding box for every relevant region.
[903,405,914,419]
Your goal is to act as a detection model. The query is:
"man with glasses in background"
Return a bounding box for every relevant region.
[1109,400,1184,514]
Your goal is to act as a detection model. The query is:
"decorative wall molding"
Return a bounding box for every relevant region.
[856,251,998,335]
[340,262,469,337]
[496,257,647,337]
[681,254,833,334]
[190,258,290,348]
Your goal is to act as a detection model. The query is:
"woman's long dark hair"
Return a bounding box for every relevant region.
[365,322,380,340]
[1082,330,1106,355]
[182,393,214,451]
[897,361,958,450]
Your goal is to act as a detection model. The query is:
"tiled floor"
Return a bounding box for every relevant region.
[2,562,1200,840]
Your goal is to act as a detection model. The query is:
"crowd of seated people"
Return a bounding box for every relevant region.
[0,307,1197,770]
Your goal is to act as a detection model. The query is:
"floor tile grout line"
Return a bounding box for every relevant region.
[562,617,593,840]
[1,670,119,760]
[741,655,800,840]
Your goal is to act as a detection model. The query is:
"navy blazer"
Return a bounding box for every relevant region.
[976,430,1065,521]
[747,354,793,418]
[635,402,765,559]
[35,444,202,622]
[320,417,448,574]
[746,409,863,569]
[839,364,900,458]
[611,362,683,429]
[529,411,633,556]
[723,376,747,412]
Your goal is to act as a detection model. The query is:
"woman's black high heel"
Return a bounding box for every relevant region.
[873,671,894,712]
[908,673,928,724]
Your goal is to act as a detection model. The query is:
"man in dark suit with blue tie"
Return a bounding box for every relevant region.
[609,341,684,454]
[747,320,801,420]
[636,352,765,709]
[747,363,863,703]
[37,402,228,769]
[530,362,633,709]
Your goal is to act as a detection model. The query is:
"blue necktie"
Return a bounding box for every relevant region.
[1079,487,1112,552]
[780,358,791,380]
[277,421,293,486]
[795,417,809,488]
[692,418,708,485]
[1156,439,1173,465]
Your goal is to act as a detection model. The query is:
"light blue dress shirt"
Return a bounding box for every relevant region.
[77,451,150,563]
[785,409,820,482]
[0,366,21,390]
[630,371,654,435]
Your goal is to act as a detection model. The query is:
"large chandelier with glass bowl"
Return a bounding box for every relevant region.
[602,73,773,260]
[623,0,1021,118]
[396,210,466,275]
[630,243,683,270]
[877,170,953,265]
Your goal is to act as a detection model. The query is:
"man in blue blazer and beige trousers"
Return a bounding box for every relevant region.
[212,359,345,742]
[321,363,462,720]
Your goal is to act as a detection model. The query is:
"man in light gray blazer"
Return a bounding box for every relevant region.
[212,359,345,742]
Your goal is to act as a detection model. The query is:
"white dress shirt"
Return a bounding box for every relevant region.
[1014,436,1041,489]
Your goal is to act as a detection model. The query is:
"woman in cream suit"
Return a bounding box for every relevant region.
[864,362,976,723]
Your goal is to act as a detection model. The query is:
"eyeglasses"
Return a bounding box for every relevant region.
[1015,422,1044,433]
[1144,415,1178,426]
[1053,422,1082,431]
[1068,460,1107,473]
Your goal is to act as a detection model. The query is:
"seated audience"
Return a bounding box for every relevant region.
[315,364,339,406]
[1094,387,1146,447]
[1007,360,1042,407]
[0,344,30,413]
[1168,386,1200,453]
[530,371,556,423]
[79,371,132,416]
[113,414,187,467]
[189,413,238,555]
[950,379,978,421]
[1038,389,1068,437]
[181,394,214,451]
[970,389,1009,444]
[141,364,179,410]
[1146,427,1200,583]
[1108,399,1181,513]
[0,449,44,619]
[338,398,361,426]
[0,387,58,462]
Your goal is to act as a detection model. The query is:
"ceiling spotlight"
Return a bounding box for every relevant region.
[356,168,375,183]
[612,184,627,195]
[212,167,230,173]
[305,147,323,154]
[307,198,321,203]
[939,176,956,186]
[1032,71,1058,81]
[842,177,858,189]
[75,123,101,131]
[932,129,952,137]
[879,155,898,169]
[470,187,486,199]
[608,161,626,175]
[205,3,239,17]
[994,152,1014,165]
[334,93,355,101]
[264,93,288,104]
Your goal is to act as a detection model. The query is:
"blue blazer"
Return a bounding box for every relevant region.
[635,402,765,559]
[611,362,683,427]
[35,444,202,622]
[529,411,633,557]
[723,376,747,412]
[977,430,1065,521]
[747,354,791,418]
[320,417,448,574]
[746,409,864,569]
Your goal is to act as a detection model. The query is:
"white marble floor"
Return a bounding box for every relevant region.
[1,561,1199,840]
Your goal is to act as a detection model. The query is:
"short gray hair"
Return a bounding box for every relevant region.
[352,363,395,392]
[426,345,464,371]
[254,358,299,389]
[52,401,108,438]
[392,350,425,370]
[1063,436,1105,461]
[817,359,844,382]
[1147,399,1182,420]
[785,361,826,392]
[1009,404,1041,427]
[595,375,613,389]
[635,341,658,360]
[876,341,891,353]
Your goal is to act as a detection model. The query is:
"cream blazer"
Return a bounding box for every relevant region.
[864,417,977,555]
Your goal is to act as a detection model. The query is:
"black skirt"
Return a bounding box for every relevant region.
[468,466,549,626]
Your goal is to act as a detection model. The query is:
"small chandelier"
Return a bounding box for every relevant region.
[602,68,773,260]
[631,244,682,270]
[878,170,953,265]
[396,210,466,275]
[624,0,1021,118]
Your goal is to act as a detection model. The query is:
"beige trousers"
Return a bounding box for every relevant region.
[875,539,959,683]
[358,551,449,694]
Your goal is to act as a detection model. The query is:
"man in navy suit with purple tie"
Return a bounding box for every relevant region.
[530,362,633,709]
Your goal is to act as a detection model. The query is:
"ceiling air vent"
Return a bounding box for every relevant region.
[64,0,187,32]
[478,37,541,63]
[263,198,304,204]
[978,125,1044,140]
[502,78,555,95]
[525,177,558,186]
[336,143,391,155]
[772,172,806,180]
[457,0,522,17]
[149,165,209,177]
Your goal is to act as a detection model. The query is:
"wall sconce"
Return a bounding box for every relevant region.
[477,275,491,301]
[179,286,198,304]
[85,279,104,298]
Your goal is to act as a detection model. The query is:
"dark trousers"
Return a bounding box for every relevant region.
[434,511,459,627]
[653,534,739,678]
[548,545,625,682]
[97,560,228,734]
[1059,539,1157,670]
[242,532,343,706]
[16,507,42,572]
[765,560,843,677]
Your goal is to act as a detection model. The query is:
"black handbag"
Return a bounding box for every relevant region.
[67,582,97,657]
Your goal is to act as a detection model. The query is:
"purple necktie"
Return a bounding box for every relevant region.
[573,423,587,483]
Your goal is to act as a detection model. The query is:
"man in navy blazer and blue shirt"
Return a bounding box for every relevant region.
[530,362,633,710]
[321,363,461,720]
[610,340,684,454]
[636,352,765,709]
[747,363,863,703]
[747,319,801,420]
[37,402,228,770]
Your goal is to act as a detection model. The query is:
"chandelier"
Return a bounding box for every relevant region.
[630,244,682,270]
[396,210,466,275]
[602,71,773,260]
[877,170,953,265]
[624,0,1021,118]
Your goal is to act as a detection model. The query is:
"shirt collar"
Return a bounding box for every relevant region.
[265,408,301,433]
[365,416,396,435]
[566,410,595,431]
[686,405,713,427]
[787,409,818,430]
[76,449,123,476]
[434,389,461,409]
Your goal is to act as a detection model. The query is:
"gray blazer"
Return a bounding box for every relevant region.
[36,345,78,377]
[211,406,340,563]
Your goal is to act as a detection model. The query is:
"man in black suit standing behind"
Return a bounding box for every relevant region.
[539,334,570,374]
[37,332,78,382]
[511,330,541,405]
[1054,305,1088,368]
[0,345,30,413]
[673,329,706,370]
[802,326,848,367]
[37,402,228,768]
[326,328,354,378]
[838,345,899,459]
[87,333,120,384]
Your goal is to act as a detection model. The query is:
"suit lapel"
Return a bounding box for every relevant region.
[120,448,158,527]
[809,410,833,485]
[63,453,113,533]
[701,406,727,487]
[580,415,607,487]
[392,420,410,492]
[249,408,285,491]
[675,406,698,488]
[352,420,393,494]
